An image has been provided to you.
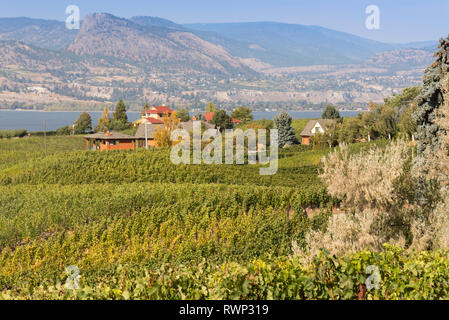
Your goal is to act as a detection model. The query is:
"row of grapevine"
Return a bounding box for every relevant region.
[0,149,327,192]
[2,247,449,300]
[0,183,330,248]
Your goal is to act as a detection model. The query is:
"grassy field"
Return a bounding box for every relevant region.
[0,136,85,169]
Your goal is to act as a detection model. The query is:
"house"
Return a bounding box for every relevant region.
[134,119,217,148]
[143,106,174,121]
[204,112,215,122]
[300,119,335,145]
[133,106,175,127]
[84,131,136,151]
[134,121,163,148]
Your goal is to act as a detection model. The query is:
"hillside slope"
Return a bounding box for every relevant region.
[0,17,78,50]
[184,22,396,67]
[67,13,253,76]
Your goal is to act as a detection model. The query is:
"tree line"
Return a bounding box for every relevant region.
[313,87,420,147]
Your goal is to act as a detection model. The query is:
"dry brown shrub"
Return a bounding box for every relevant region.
[320,140,412,211]
[297,140,414,258]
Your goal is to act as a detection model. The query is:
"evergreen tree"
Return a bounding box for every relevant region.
[414,37,449,157]
[321,104,341,119]
[73,112,92,134]
[110,100,129,130]
[274,111,298,147]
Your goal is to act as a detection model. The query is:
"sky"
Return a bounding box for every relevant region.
[0,0,447,43]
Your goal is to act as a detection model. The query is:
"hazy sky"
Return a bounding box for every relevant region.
[0,0,447,43]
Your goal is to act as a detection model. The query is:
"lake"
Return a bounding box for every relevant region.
[0,110,361,132]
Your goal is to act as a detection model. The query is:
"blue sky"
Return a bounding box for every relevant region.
[0,0,447,43]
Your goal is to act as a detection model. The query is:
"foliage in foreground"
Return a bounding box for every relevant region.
[2,247,449,300]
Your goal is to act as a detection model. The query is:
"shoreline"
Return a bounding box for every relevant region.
[0,109,143,113]
[0,109,366,113]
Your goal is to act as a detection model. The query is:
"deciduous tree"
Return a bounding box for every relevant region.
[73,112,92,134]
[177,108,190,122]
[321,104,341,120]
[231,107,253,123]
[205,102,218,113]
[95,108,111,132]
[154,111,180,147]
[212,110,233,132]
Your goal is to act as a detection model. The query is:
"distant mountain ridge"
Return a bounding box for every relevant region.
[66,13,253,76]
[0,15,437,69]
[184,22,437,67]
[0,17,78,50]
[184,22,390,66]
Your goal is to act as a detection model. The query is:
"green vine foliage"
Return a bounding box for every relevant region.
[2,247,449,300]
[2,136,448,300]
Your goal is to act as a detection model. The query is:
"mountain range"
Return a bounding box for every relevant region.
[0,13,437,69]
[0,13,437,110]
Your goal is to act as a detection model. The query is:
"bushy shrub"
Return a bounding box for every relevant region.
[0,129,28,139]
[56,126,72,136]
[302,140,416,257]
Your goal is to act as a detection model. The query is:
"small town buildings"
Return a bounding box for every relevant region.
[86,106,224,151]
[300,119,335,145]
[84,131,136,151]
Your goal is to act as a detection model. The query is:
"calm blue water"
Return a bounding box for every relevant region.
[0,110,361,132]
[252,111,360,121]
[0,111,142,132]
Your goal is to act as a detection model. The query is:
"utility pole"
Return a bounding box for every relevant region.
[43,120,47,156]
[144,112,148,150]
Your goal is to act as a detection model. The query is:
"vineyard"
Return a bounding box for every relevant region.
[0,135,445,300]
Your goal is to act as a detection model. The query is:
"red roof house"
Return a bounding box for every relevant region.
[141,106,174,121]
[204,112,215,122]
[145,117,164,124]
[142,106,174,115]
